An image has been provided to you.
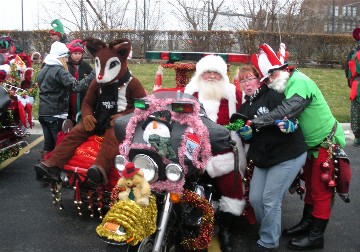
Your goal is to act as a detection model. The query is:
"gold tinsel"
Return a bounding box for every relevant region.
[96,196,157,246]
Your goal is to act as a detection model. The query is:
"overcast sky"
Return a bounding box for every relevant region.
[0,0,46,31]
[0,0,243,32]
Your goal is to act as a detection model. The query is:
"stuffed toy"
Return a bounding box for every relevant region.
[35,37,147,186]
[116,162,151,206]
[96,162,156,245]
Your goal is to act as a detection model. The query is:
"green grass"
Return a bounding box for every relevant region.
[299,68,350,123]
[31,63,351,122]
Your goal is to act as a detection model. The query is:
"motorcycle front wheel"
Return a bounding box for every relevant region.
[105,235,165,252]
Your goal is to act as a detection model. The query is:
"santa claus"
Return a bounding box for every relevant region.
[184,54,247,252]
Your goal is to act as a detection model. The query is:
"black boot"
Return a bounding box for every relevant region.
[283,203,313,237]
[86,165,105,185]
[288,217,328,250]
[218,211,234,252]
[34,162,61,181]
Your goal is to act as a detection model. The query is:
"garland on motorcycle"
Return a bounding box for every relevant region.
[41,90,241,252]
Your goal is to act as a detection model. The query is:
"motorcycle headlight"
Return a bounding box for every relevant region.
[114,155,126,172]
[165,163,183,182]
[132,154,158,183]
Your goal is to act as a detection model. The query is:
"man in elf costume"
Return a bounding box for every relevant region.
[251,43,350,251]
[184,55,247,252]
[345,27,360,147]
[49,19,68,44]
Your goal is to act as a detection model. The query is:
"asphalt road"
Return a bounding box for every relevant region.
[0,131,359,252]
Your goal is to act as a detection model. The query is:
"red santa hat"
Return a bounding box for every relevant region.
[192,54,229,83]
[67,39,85,53]
[251,43,288,82]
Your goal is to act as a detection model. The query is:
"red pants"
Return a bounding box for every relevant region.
[303,147,334,219]
[46,123,120,174]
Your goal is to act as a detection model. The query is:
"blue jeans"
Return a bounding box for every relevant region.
[249,152,307,248]
[39,116,65,152]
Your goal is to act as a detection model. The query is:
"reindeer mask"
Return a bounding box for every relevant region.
[83,37,132,86]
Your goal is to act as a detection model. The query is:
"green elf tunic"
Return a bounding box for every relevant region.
[285,70,346,156]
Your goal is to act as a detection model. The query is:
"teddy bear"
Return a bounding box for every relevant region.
[96,163,156,245]
[116,162,151,207]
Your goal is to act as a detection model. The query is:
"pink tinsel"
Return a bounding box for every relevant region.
[118,94,213,193]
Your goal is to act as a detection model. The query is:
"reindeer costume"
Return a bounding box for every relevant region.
[35,38,146,185]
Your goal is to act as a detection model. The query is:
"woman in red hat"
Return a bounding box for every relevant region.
[66,39,93,124]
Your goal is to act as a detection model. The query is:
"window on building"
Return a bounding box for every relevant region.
[335,6,339,16]
[352,7,357,17]
[343,6,347,16]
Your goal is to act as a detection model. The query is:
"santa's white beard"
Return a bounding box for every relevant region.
[197,78,227,101]
[267,71,290,93]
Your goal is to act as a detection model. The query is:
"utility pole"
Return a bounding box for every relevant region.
[21,0,24,31]
[144,0,146,30]
[332,0,335,34]
[144,0,147,59]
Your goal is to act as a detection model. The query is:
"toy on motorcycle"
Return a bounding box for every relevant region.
[44,90,238,252]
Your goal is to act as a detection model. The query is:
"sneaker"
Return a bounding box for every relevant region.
[34,162,61,181]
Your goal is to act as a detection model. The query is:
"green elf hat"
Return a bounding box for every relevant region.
[49,19,65,38]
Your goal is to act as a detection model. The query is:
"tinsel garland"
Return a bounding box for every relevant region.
[119,94,212,194]
[241,160,256,224]
[180,189,214,250]
[0,109,14,129]
[9,63,20,85]
[1,82,38,99]
[161,63,196,88]
[96,197,157,246]
[225,119,245,131]
[0,143,21,164]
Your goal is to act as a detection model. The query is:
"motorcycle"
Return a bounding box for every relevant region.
[45,90,239,252]
[0,36,37,168]
[0,84,32,168]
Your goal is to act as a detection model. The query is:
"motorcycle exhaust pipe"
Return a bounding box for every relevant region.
[152,192,173,252]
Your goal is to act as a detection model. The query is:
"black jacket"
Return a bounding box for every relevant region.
[37,64,95,116]
[238,85,308,168]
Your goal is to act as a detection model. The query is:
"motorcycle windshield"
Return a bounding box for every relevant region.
[152,91,198,101]
[152,91,206,115]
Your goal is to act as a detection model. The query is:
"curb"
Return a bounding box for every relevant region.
[29,120,355,140]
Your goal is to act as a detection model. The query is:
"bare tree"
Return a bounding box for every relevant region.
[168,0,227,31]
[222,0,304,33]
[39,0,133,31]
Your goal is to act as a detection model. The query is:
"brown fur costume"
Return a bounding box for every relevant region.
[43,38,146,184]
